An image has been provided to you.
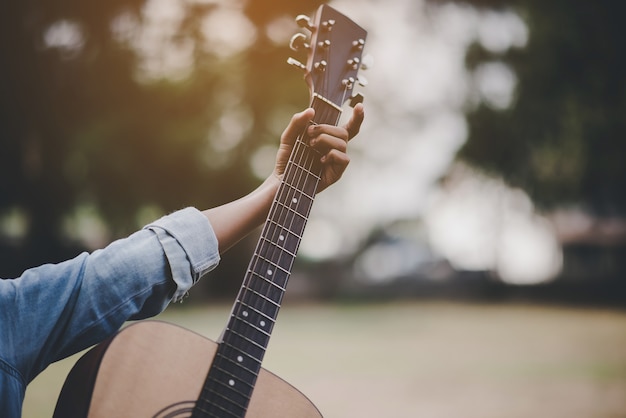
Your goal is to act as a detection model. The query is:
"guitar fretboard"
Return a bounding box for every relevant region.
[192,96,341,418]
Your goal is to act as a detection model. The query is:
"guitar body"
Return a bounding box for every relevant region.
[54,321,322,418]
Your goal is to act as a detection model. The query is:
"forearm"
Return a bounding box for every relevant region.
[202,176,280,254]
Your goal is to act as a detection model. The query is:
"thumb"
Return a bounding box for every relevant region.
[281,108,315,145]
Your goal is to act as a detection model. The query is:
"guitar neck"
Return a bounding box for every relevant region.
[192,96,341,417]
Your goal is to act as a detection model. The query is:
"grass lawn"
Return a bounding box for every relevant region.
[23,301,626,417]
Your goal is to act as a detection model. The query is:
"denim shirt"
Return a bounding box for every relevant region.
[0,207,220,417]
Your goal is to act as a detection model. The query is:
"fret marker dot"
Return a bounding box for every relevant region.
[260,320,266,327]
[279,235,285,241]
[292,198,298,204]
[242,311,249,317]
[267,269,273,276]
[237,355,243,363]
[228,379,235,386]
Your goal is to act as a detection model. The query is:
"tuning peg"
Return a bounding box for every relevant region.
[347,57,361,70]
[352,39,366,50]
[361,54,374,71]
[289,33,310,51]
[357,75,368,87]
[317,40,331,49]
[287,57,306,71]
[314,60,327,72]
[295,14,314,31]
[349,93,365,108]
[321,19,336,31]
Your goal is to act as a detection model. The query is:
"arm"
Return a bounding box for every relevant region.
[0,105,362,396]
[203,104,364,254]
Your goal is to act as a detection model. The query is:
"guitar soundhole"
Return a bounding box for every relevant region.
[152,401,196,418]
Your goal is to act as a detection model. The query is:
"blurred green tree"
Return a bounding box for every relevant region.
[0,0,319,280]
[459,0,626,216]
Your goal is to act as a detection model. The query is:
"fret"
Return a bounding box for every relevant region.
[271,194,314,222]
[224,330,267,356]
[285,159,321,184]
[231,313,273,337]
[282,158,319,193]
[240,283,282,308]
[311,93,343,125]
[285,140,322,167]
[264,220,302,253]
[198,384,246,417]
[196,401,239,418]
[260,236,297,258]
[283,172,319,200]
[248,269,288,293]
[244,266,289,292]
[251,254,291,279]
[212,363,255,393]
[235,299,275,324]
[206,411,231,418]
[249,267,290,291]
[211,365,254,394]
[240,281,281,307]
[220,334,265,367]
[193,407,220,418]
[271,203,307,238]
[216,345,261,376]
[228,315,272,346]
[244,276,286,306]
[201,382,248,414]
[283,180,316,201]
[215,354,258,379]
[272,200,308,222]
[283,186,315,218]
[250,252,291,277]
[232,294,279,334]
[214,336,266,374]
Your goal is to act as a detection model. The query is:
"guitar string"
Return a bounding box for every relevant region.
[195,16,362,416]
[229,79,344,375]
[237,24,339,354]
[195,128,315,415]
[196,37,360,418]
[251,123,315,324]
[202,35,348,414]
[198,104,344,415]
[253,94,340,334]
[235,98,329,354]
[213,119,318,404]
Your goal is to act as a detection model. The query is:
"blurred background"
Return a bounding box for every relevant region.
[1,0,624,416]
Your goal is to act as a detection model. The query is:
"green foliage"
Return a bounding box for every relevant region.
[460,0,626,215]
[0,0,321,275]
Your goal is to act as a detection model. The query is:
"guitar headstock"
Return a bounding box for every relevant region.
[288,5,368,109]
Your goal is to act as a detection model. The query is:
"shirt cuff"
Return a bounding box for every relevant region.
[144,207,220,301]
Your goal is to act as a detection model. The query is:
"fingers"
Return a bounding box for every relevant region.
[281,108,315,146]
[320,148,351,167]
[308,124,348,154]
[317,148,351,193]
[279,105,364,192]
[307,103,364,147]
[344,103,365,141]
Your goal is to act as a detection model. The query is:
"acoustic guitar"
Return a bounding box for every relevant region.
[53,5,367,417]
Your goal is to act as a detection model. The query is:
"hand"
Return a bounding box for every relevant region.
[273,103,365,192]
[205,104,363,253]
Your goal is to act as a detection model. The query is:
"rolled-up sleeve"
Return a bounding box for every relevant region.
[145,207,220,301]
[0,207,221,391]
